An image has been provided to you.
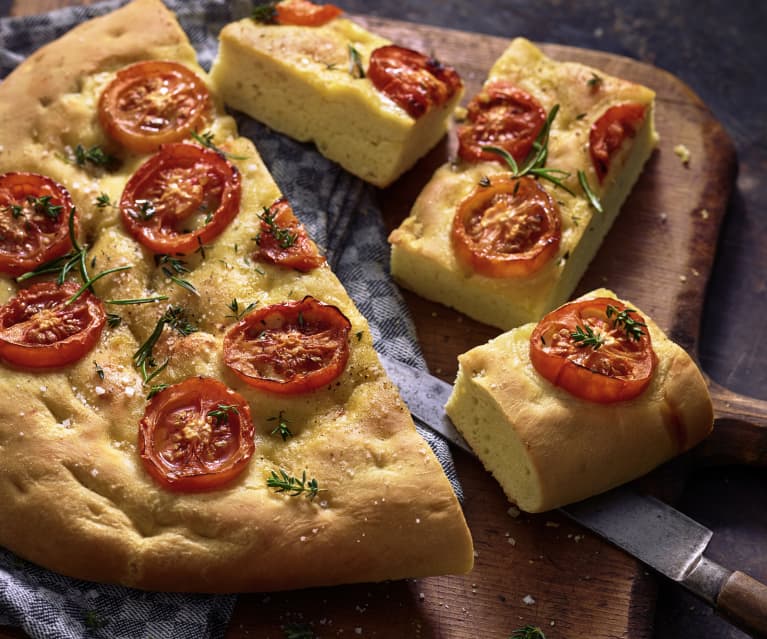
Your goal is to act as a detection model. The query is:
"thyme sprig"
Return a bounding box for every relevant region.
[190,130,247,161]
[348,44,366,79]
[94,193,114,209]
[510,625,546,639]
[570,324,605,350]
[268,411,293,441]
[251,1,278,24]
[155,254,199,296]
[267,469,322,500]
[606,304,646,340]
[207,403,239,425]
[257,207,297,249]
[226,298,257,321]
[74,144,115,169]
[26,195,63,219]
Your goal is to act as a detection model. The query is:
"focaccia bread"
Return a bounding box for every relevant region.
[389,38,658,330]
[445,288,713,512]
[0,0,473,592]
[210,2,463,187]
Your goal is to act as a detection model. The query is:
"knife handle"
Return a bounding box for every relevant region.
[717,570,767,637]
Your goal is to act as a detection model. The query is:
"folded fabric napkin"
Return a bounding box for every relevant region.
[0,1,462,638]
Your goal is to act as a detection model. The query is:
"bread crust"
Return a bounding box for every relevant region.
[0,0,473,592]
[446,288,713,512]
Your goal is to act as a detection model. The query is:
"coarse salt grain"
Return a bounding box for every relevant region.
[95,386,106,396]
[522,594,536,605]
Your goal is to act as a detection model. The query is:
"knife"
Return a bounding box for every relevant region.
[380,355,767,638]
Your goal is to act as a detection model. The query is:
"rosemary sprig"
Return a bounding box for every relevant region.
[578,170,604,213]
[268,411,293,441]
[257,207,297,249]
[348,44,365,79]
[155,254,199,296]
[570,324,605,350]
[106,296,168,305]
[133,306,198,384]
[226,298,257,321]
[267,469,322,500]
[190,130,247,161]
[251,1,278,24]
[510,625,546,639]
[207,403,239,425]
[606,304,647,341]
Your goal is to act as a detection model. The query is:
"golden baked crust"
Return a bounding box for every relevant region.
[389,38,658,330]
[0,0,473,592]
[445,288,713,513]
[209,15,463,187]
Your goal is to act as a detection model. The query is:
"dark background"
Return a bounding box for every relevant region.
[338,1,767,637]
[1,0,765,636]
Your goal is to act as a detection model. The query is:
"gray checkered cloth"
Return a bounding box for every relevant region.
[0,1,462,638]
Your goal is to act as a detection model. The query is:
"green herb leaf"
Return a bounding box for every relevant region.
[577,170,604,213]
[283,623,315,639]
[251,1,278,24]
[133,306,197,383]
[227,298,258,321]
[156,254,199,296]
[606,304,647,340]
[267,469,322,500]
[207,403,239,425]
[510,625,546,639]
[190,130,247,161]
[268,411,293,441]
[26,195,63,219]
[74,144,115,169]
[257,206,297,249]
[570,324,605,350]
[348,44,366,79]
[94,193,113,209]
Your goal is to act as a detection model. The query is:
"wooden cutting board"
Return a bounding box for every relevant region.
[222,17,767,639]
[1,11,764,639]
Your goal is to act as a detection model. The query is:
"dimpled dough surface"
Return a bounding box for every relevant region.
[0,0,473,592]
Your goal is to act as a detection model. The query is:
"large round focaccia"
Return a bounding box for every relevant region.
[0,0,473,592]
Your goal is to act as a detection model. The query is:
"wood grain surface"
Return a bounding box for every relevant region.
[2,4,764,639]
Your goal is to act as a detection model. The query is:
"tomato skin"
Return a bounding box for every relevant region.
[451,175,561,278]
[367,45,462,119]
[99,60,211,154]
[120,142,241,255]
[138,377,255,492]
[589,103,647,183]
[254,197,326,272]
[457,81,547,164]
[529,297,657,404]
[275,0,342,25]
[0,172,76,277]
[0,281,105,369]
[224,296,351,394]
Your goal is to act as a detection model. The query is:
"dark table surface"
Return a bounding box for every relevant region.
[349,2,767,637]
[2,1,766,637]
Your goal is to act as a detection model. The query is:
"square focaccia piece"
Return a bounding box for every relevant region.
[0,0,473,592]
[445,288,713,512]
[389,38,658,331]
[210,2,463,187]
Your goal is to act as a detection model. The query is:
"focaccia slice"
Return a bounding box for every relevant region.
[389,38,658,330]
[445,288,713,512]
[0,0,473,593]
[210,3,464,187]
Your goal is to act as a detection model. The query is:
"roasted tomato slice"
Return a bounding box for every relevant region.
[451,175,561,278]
[529,297,657,403]
[457,81,547,164]
[590,103,647,183]
[120,142,241,254]
[254,197,326,272]
[99,60,211,154]
[0,281,105,369]
[367,45,462,119]
[138,377,255,491]
[224,296,351,394]
[0,172,76,277]
[274,0,342,25]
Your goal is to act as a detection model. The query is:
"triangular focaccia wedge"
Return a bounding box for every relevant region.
[0,0,472,592]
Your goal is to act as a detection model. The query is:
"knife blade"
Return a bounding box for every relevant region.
[379,354,767,637]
